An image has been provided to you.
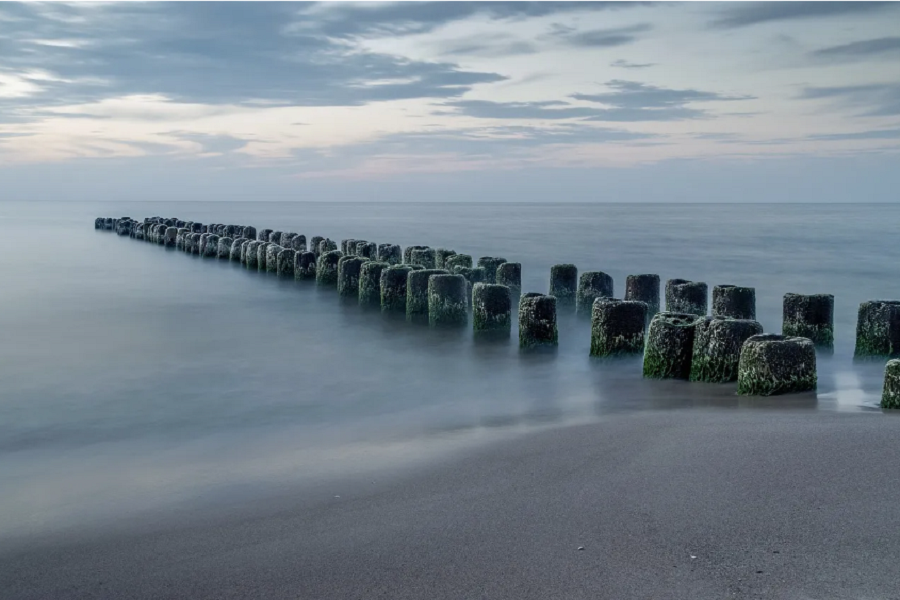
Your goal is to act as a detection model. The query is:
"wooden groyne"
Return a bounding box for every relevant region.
[95,216,900,405]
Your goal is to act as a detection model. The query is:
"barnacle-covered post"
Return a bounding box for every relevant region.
[217,236,233,259]
[277,248,295,277]
[164,227,178,248]
[255,242,269,271]
[624,274,660,318]
[576,271,614,318]
[428,274,468,327]
[268,231,284,245]
[453,266,486,310]
[189,233,201,254]
[406,269,449,322]
[712,285,756,320]
[690,316,763,383]
[589,298,647,357]
[410,247,437,269]
[242,226,257,240]
[854,300,900,359]
[337,256,369,297]
[230,238,247,261]
[518,293,558,348]
[477,257,507,284]
[445,254,473,271]
[404,245,428,265]
[294,251,317,280]
[377,243,402,264]
[665,279,708,316]
[203,234,220,258]
[245,241,261,269]
[782,293,834,350]
[473,283,511,333]
[258,228,273,242]
[434,248,457,270]
[380,265,414,312]
[549,264,578,309]
[495,262,521,304]
[881,359,900,409]
[310,236,325,256]
[737,334,817,396]
[265,244,282,273]
[359,261,389,306]
[352,241,373,261]
[315,250,343,287]
[317,238,337,255]
[290,235,307,252]
[643,312,700,379]
[280,232,297,248]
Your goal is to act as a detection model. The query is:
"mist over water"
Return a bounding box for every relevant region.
[0,201,894,538]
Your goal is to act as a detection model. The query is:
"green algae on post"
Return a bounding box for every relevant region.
[356,241,377,261]
[294,251,317,280]
[337,256,369,296]
[428,274,468,327]
[403,245,428,265]
[519,293,558,348]
[690,316,763,383]
[473,283,511,333]
[358,261,389,306]
[549,264,577,309]
[576,271,614,318]
[881,359,900,409]
[410,247,437,269]
[665,279,708,316]
[782,293,834,350]
[477,257,507,284]
[380,265,414,312]
[712,285,756,320]
[277,248,295,277]
[406,269,449,322]
[590,298,647,357]
[434,248,457,270]
[445,254,473,271]
[377,243,402,265]
[643,312,700,380]
[316,250,343,286]
[854,300,900,359]
[737,334,817,396]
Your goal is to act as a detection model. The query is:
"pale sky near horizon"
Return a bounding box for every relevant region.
[1,1,899,202]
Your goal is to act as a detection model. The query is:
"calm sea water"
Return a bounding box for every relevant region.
[1,201,896,538]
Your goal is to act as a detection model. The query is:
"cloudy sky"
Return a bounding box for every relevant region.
[1,1,899,202]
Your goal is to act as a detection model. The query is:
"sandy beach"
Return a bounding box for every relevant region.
[3,409,899,600]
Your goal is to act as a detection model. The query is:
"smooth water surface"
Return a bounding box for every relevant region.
[0,202,895,538]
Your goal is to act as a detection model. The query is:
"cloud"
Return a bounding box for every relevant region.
[610,59,656,69]
[305,2,653,39]
[813,37,900,60]
[800,83,900,116]
[709,2,896,29]
[547,22,651,48]
[435,33,537,58]
[0,3,506,108]
[439,100,604,120]
[808,129,900,141]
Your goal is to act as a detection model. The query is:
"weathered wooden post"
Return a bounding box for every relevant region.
[643,312,700,379]
[624,274,660,318]
[434,249,457,270]
[377,243,402,264]
[576,271,613,318]
[407,269,449,322]
[478,257,507,284]
[549,264,577,309]
[473,283,511,334]
[410,248,437,269]
[519,293,558,348]
[381,265,414,312]
[428,274,468,326]
[737,334,817,396]
[496,262,521,304]
[217,236,233,259]
[690,316,764,383]
[881,359,900,409]
[712,285,756,320]
[294,251,317,280]
[665,279,707,316]
[590,298,647,357]
[265,244,282,273]
[359,261,389,306]
[855,300,900,359]
[337,256,369,296]
[316,250,343,286]
[445,254,473,271]
[782,293,834,350]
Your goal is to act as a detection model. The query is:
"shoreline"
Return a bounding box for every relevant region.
[3,409,899,599]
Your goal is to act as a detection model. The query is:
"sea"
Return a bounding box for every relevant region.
[1,201,895,539]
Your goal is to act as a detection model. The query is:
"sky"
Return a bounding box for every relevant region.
[1,1,899,203]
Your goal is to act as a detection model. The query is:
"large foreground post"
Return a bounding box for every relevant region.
[737,334,817,396]
[643,312,700,379]
[690,316,764,383]
[590,298,647,357]
[855,300,900,359]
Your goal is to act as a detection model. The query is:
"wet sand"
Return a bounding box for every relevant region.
[2,409,899,600]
